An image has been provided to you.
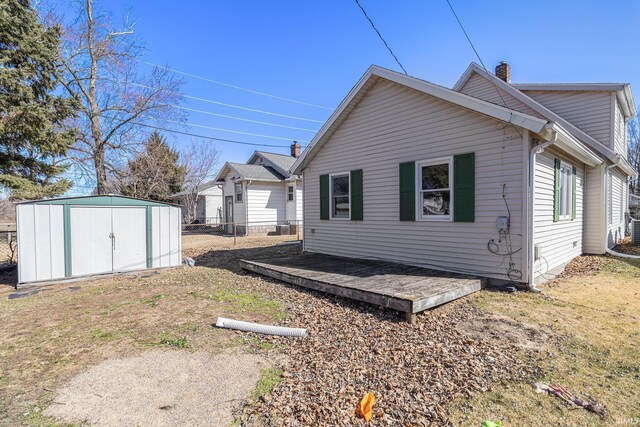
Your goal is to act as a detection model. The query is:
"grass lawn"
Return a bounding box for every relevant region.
[0,234,296,426]
[448,256,640,426]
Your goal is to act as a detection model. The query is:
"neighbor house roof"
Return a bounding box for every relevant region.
[249,151,297,176]
[292,65,602,174]
[170,181,220,198]
[452,62,636,176]
[214,162,286,183]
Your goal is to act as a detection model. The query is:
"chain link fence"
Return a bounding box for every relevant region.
[0,225,17,268]
[181,220,303,259]
[0,220,302,270]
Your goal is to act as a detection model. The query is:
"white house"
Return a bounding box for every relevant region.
[292,62,636,288]
[170,182,223,224]
[215,144,303,235]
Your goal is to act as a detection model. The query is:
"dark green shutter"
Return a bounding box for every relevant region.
[399,162,415,221]
[320,174,329,220]
[453,153,475,222]
[553,158,560,222]
[350,169,363,221]
[571,165,577,220]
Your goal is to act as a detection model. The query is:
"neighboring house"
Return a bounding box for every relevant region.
[292,62,636,287]
[214,143,303,235]
[170,182,223,224]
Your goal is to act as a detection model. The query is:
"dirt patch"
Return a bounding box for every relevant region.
[44,349,266,426]
[455,308,549,351]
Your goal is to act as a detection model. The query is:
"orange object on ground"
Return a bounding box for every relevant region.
[356,392,376,422]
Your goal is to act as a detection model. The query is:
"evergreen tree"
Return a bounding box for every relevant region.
[119,132,185,202]
[0,0,78,199]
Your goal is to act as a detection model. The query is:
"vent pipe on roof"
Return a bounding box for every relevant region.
[495,61,511,83]
[290,141,301,158]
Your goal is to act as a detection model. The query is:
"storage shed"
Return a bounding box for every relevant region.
[16,195,182,285]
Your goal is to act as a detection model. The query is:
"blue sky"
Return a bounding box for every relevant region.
[55,0,640,182]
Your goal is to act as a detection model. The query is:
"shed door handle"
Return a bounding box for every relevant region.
[109,232,115,251]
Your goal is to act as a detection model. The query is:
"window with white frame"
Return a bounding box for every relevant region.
[234,183,243,203]
[558,161,573,220]
[287,184,294,202]
[330,173,350,219]
[417,158,452,220]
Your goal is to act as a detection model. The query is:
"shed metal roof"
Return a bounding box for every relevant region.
[15,195,180,207]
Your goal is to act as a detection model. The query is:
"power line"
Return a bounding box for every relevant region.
[130,82,325,123]
[100,116,307,148]
[136,59,333,110]
[174,105,318,132]
[354,0,408,75]
[444,0,522,138]
[148,118,310,142]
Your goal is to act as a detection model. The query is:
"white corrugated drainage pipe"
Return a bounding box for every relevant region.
[605,248,640,259]
[215,317,307,337]
[528,130,558,292]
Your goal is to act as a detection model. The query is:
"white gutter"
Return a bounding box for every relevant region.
[527,130,558,292]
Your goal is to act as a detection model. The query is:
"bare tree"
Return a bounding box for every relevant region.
[56,0,182,194]
[181,141,221,223]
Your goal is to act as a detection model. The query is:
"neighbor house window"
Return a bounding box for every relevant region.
[558,162,573,220]
[417,158,452,220]
[287,185,294,202]
[330,173,350,219]
[235,183,243,203]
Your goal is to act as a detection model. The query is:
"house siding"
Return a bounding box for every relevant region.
[607,169,626,247]
[583,164,605,254]
[222,177,245,224]
[613,98,627,158]
[459,73,544,118]
[247,182,285,225]
[532,148,584,279]
[521,90,613,148]
[302,79,526,282]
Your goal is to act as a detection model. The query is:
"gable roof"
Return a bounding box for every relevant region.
[248,151,297,176]
[453,63,636,176]
[214,162,286,183]
[292,65,553,174]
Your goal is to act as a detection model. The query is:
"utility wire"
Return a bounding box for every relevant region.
[444,0,522,138]
[354,0,408,75]
[130,82,325,123]
[173,105,318,132]
[99,115,308,148]
[148,118,310,142]
[136,59,333,110]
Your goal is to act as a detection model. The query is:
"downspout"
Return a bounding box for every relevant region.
[528,130,558,292]
[245,180,252,235]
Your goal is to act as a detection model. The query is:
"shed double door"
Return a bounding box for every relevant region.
[70,206,147,276]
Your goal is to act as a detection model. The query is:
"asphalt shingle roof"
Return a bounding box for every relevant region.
[254,151,296,175]
[228,162,286,181]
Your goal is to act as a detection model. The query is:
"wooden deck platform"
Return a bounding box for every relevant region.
[239,253,483,322]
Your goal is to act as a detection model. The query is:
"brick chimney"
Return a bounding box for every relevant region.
[290,141,301,158]
[495,61,511,83]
